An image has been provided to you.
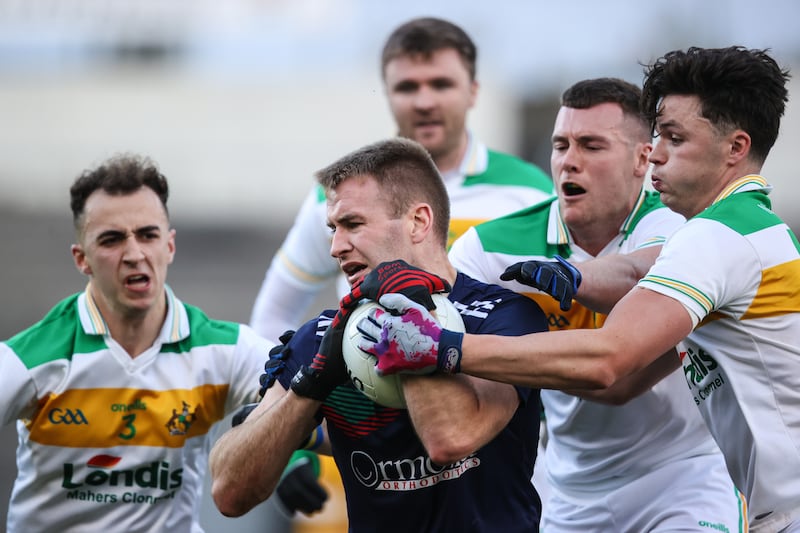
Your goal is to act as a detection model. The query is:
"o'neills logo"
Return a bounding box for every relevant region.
[62,455,183,490]
[350,451,480,491]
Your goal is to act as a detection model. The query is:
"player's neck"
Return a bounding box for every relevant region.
[433,134,469,175]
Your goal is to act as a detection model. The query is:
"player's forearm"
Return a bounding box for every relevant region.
[459,288,688,391]
[574,248,660,313]
[210,392,319,516]
[459,329,620,390]
[563,348,681,405]
[403,374,516,465]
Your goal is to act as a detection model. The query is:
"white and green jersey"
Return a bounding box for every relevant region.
[450,190,730,498]
[249,132,554,342]
[0,285,271,533]
[640,175,800,530]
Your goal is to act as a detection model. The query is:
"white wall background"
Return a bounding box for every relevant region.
[0,0,798,226]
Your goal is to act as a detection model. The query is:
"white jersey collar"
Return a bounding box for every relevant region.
[77,283,190,343]
[712,174,772,205]
[440,131,489,182]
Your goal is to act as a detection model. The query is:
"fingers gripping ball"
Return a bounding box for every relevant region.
[341,293,465,408]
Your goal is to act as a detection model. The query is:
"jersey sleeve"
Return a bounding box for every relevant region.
[639,218,761,321]
[0,344,40,425]
[249,186,341,341]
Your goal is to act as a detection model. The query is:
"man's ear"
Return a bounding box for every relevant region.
[409,203,433,244]
[71,244,92,276]
[633,142,653,178]
[167,228,176,265]
[727,129,752,165]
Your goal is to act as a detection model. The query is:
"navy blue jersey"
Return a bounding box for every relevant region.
[278,272,548,532]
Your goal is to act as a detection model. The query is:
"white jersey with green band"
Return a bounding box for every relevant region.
[640,175,800,531]
[0,285,271,533]
[249,132,554,341]
[449,190,727,495]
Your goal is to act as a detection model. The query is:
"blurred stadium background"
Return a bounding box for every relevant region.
[1,1,799,532]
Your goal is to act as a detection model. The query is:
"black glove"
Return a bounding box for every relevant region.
[259,330,296,398]
[341,259,451,312]
[290,311,350,401]
[274,450,328,517]
[500,255,582,311]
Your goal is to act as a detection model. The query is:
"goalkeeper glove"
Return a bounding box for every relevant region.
[357,293,464,376]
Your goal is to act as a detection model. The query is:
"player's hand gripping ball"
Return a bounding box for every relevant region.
[341,293,465,408]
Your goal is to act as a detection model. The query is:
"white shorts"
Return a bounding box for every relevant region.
[541,453,746,532]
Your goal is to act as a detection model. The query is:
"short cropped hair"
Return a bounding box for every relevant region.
[641,46,790,164]
[70,154,169,230]
[381,17,477,81]
[316,138,450,247]
[561,77,650,141]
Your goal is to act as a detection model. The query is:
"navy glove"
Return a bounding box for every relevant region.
[274,450,328,517]
[341,259,451,312]
[500,255,581,311]
[259,330,296,398]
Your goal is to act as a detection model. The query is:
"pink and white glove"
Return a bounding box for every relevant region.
[356,293,464,376]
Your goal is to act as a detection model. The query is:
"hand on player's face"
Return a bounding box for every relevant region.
[339,259,451,316]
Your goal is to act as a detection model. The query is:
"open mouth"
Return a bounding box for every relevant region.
[562,182,586,196]
[125,274,150,287]
[342,263,367,281]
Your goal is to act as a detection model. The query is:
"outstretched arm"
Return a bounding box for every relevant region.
[500,247,660,315]
[562,347,680,405]
[460,287,693,390]
[361,288,693,392]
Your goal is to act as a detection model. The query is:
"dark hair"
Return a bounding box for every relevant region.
[381,17,477,80]
[561,77,650,141]
[316,138,450,246]
[642,46,790,163]
[70,154,169,230]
